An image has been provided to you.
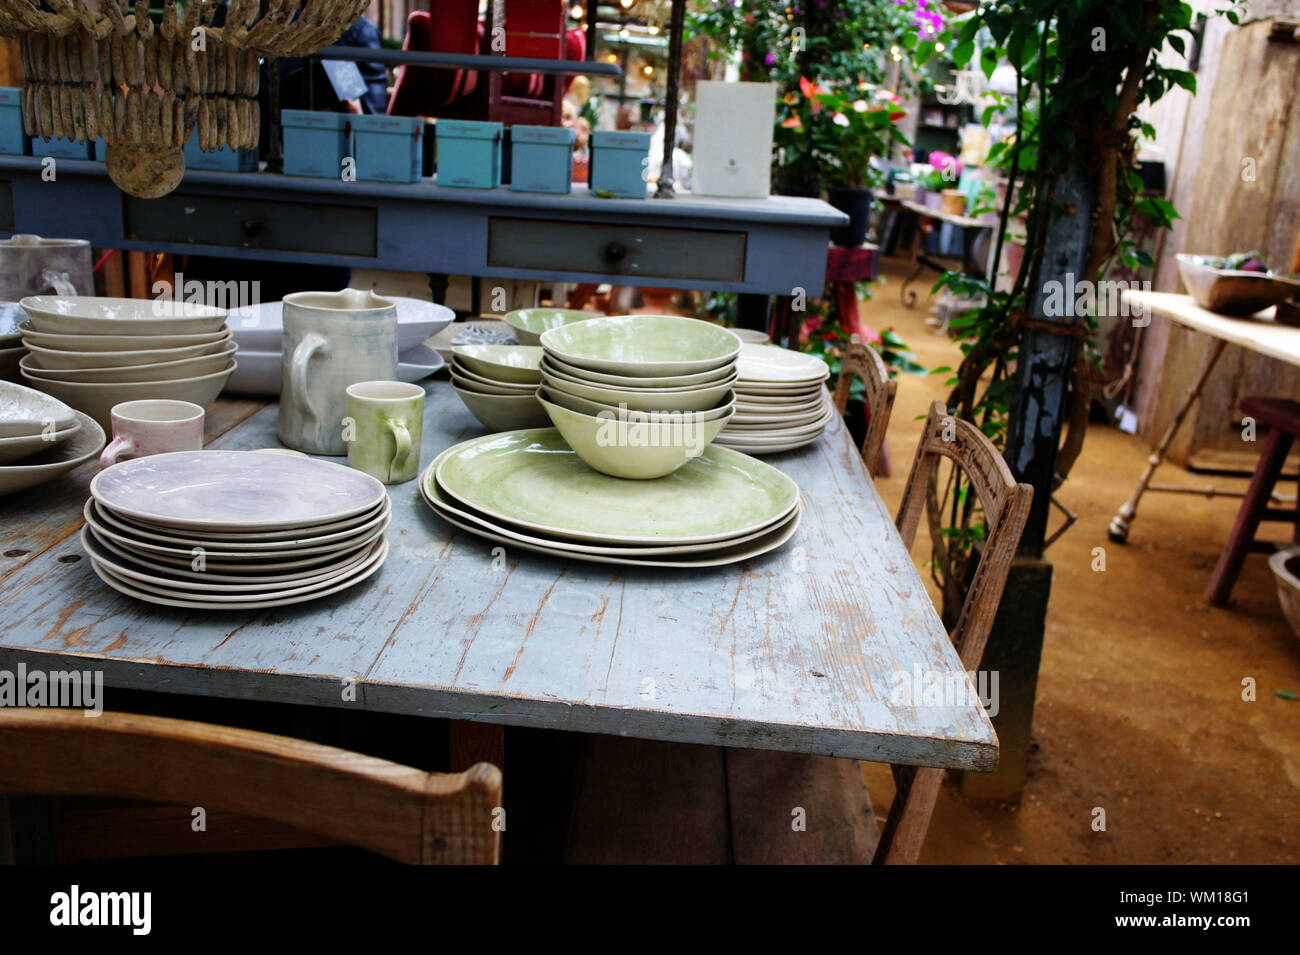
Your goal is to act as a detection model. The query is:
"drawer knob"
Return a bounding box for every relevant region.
[603,241,627,263]
[241,218,266,238]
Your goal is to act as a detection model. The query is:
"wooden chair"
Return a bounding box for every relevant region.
[833,339,897,476]
[874,399,1033,864]
[0,708,501,864]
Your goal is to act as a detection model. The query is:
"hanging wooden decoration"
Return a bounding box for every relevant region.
[0,0,368,197]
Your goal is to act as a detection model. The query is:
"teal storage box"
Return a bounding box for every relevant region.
[436,119,502,188]
[282,109,351,179]
[0,88,27,156]
[184,136,258,172]
[32,136,94,160]
[509,124,575,194]
[590,130,650,199]
[352,114,423,183]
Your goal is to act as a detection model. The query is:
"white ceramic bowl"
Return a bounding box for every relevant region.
[538,390,733,480]
[0,378,79,436]
[227,297,454,353]
[451,382,550,432]
[18,321,230,352]
[21,361,236,429]
[20,342,238,383]
[0,410,104,496]
[504,308,600,346]
[540,314,741,376]
[21,330,234,369]
[451,345,544,384]
[21,296,228,336]
[541,353,736,389]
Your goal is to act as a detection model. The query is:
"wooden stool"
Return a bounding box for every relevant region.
[1204,396,1300,606]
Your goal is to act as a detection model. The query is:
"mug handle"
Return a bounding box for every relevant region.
[99,435,136,468]
[290,332,327,428]
[384,417,412,481]
[40,268,78,296]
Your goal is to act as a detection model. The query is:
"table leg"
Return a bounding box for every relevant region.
[1108,338,1228,543]
[833,282,863,341]
[449,721,505,773]
[901,216,926,309]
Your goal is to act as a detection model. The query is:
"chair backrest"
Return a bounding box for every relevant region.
[832,340,897,476]
[894,400,1033,670]
[0,708,501,864]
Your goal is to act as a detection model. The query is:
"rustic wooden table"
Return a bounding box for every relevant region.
[0,383,996,773]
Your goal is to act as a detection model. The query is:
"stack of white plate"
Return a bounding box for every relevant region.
[0,380,105,495]
[715,343,835,454]
[450,344,550,431]
[0,303,24,382]
[82,450,390,610]
[17,296,236,429]
[420,428,802,568]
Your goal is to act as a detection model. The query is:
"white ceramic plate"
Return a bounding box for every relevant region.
[90,496,392,551]
[91,449,387,531]
[90,537,389,610]
[436,428,799,545]
[108,496,388,543]
[81,527,387,595]
[0,419,79,464]
[0,410,104,496]
[22,296,228,336]
[736,343,831,384]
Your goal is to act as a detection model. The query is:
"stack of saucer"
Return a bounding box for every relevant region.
[714,344,835,454]
[83,450,390,609]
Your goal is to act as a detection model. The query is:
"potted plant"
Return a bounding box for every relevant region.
[782,79,908,247]
[914,166,948,209]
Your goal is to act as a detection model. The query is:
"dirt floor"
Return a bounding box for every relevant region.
[856,259,1300,864]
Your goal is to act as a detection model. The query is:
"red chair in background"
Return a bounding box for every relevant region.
[388,0,584,125]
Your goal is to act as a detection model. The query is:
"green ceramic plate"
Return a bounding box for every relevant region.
[540,314,741,376]
[737,343,830,384]
[420,451,796,556]
[434,428,799,544]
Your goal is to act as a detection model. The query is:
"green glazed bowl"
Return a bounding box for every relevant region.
[541,366,737,412]
[452,383,550,432]
[504,308,600,346]
[539,383,735,422]
[538,389,733,479]
[450,345,544,384]
[540,314,741,376]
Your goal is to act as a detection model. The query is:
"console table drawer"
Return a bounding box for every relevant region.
[124,194,378,257]
[488,217,746,282]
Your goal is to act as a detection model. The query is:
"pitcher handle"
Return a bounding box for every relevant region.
[40,269,78,296]
[384,416,412,482]
[290,332,327,428]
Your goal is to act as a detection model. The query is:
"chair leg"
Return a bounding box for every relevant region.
[1205,429,1294,606]
[871,764,945,865]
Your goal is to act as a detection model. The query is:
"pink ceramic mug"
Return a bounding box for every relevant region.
[99,399,205,467]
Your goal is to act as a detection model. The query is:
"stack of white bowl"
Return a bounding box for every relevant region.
[714,343,835,454]
[0,380,105,496]
[537,314,741,479]
[450,344,551,431]
[17,296,236,429]
[0,303,25,382]
[83,450,390,610]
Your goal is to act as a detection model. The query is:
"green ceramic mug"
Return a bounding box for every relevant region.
[344,380,425,484]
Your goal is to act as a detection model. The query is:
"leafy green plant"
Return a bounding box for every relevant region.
[780,78,909,189]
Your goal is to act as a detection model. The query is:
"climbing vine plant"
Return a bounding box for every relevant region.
[914,0,1243,622]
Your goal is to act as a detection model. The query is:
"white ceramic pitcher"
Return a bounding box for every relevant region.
[0,235,93,300]
[278,289,398,455]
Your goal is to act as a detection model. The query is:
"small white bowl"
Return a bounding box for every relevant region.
[21,296,228,336]
[451,382,550,432]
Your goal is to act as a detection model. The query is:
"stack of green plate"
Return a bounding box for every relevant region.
[420,429,802,568]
